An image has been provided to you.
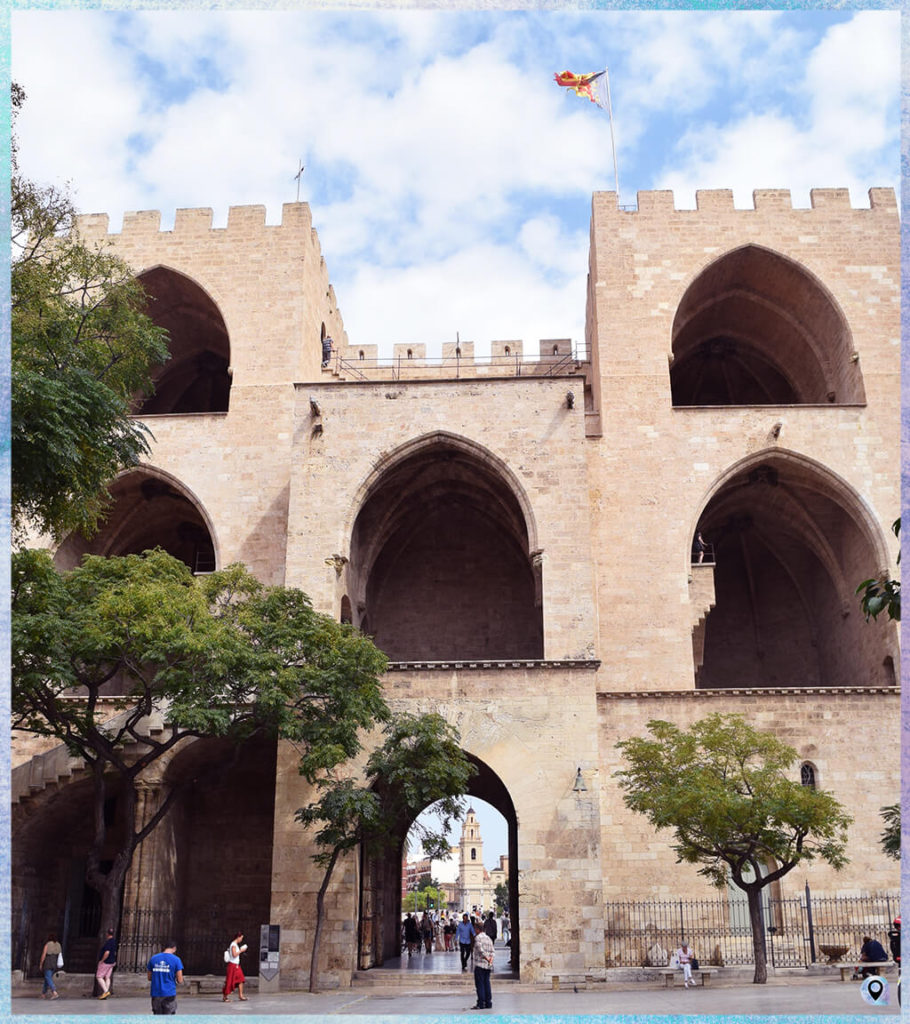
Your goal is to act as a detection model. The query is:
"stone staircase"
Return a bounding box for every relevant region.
[11,707,171,807]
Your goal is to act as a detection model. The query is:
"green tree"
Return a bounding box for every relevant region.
[11,84,169,543]
[296,713,474,991]
[12,549,388,941]
[493,881,509,912]
[879,803,900,861]
[615,713,852,984]
[856,519,901,622]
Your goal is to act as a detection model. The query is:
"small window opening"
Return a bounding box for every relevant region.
[407,349,413,359]
[359,350,365,360]
[552,344,559,355]
[471,848,477,861]
[504,345,511,355]
[800,762,817,789]
[456,346,462,357]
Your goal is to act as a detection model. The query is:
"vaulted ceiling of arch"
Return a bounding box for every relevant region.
[352,448,530,580]
[671,246,857,405]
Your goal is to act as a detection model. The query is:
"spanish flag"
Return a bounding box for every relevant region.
[554,70,608,110]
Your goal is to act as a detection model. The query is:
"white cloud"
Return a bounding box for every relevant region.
[12,9,896,354]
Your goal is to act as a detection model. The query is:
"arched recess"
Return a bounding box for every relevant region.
[134,266,231,415]
[54,467,218,575]
[358,753,520,975]
[670,245,864,406]
[160,734,278,975]
[692,450,897,688]
[12,773,128,976]
[348,433,543,661]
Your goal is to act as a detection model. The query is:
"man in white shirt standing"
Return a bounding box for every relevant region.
[471,920,495,1009]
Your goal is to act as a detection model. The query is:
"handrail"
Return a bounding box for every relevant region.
[329,349,585,382]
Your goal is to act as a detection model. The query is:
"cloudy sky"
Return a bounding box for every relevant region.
[11,8,899,362]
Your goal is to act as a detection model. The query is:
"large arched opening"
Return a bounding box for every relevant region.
[348,434,543,661]
[134,266,231,415]
[54,468,217,575]
[358,753,520,975]
[670,245,864,406]
[692,452,897,688]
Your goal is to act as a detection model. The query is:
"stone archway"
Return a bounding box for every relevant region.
[670,245,864,406]
[358,753,520,975]
[348,434,543,661]
[693,452,897,688]
[134,265,232,415]
[54,467,218,575]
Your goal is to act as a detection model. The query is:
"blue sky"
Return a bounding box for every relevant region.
[12,8,899,361]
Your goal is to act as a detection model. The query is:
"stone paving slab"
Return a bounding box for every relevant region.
[10,975,900,1017]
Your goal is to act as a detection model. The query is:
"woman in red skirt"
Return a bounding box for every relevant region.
[222,932,248,1002]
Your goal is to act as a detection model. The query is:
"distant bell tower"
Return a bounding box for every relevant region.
[458,807,486,911]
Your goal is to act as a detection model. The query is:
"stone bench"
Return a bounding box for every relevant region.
[831,958,896,983]
[658,967,712,987]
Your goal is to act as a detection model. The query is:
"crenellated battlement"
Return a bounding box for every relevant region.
[73,201,320,246]
[330,337,583,382]
[594,186,896,217]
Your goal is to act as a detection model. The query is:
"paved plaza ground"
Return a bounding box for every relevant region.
[12,940,900,1018]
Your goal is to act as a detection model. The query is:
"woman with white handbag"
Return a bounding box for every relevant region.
[39,933,62,999]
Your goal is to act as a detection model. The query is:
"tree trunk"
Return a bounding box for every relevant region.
[747,887,768,984]
[309,848,340,994]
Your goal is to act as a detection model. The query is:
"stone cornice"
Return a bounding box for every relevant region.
[387,659,601,671]
[598,686,899,699]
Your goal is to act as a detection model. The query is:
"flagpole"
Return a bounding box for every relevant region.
[604,68,620,202]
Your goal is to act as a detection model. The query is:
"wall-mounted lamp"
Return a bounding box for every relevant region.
[566,391,576,410]
[572,767,587,792]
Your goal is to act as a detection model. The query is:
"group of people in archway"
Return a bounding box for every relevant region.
[401,909,509,960]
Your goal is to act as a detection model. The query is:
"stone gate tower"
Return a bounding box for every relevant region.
[11,186,900,989]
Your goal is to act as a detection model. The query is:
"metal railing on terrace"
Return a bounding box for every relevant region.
[329,347,586,382]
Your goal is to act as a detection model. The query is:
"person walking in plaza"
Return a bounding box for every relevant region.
[403,913,420,958]
[95,928,117,999]
[674,942,696,988]
[483,910,498,944]
[147,942,184,1015]
[470,918,495,1010]
[420,911,434,954]
[222,932,249,1002]
[39,933,62,999]
[456,912,474,972]
[502,911,510,946]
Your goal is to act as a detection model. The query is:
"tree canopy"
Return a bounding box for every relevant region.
[12,548,389,937]
[11,84,169,542]
[615,713,852,983]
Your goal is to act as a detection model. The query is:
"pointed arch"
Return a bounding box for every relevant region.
[670,244,864,406]
[690,449,897,688]
[134,265,232,415]
[345,433,543,661]
[53,465,220,574]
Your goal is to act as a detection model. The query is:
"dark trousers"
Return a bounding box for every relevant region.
[459,943,472,970]
[151,995,177,1014]
[473,966,492,1007]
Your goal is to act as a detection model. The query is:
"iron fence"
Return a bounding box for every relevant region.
[118,907,247,976]
[604,889,899,968]
[604,897,756,967]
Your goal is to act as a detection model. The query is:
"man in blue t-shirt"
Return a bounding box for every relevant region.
[147,943,184,1015]
[455,913,475,972]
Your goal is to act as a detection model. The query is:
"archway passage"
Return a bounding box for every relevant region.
[54,469,216,575]
[670,246,864,406]
[350,439,543,661]
[694,456,896,688]
[134,267,231,415]
[359,754,520,976]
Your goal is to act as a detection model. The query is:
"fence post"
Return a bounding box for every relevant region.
[679,900,684,943]
[804,882,816,964]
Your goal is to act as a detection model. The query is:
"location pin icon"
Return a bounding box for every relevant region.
[867,979,884,1003]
